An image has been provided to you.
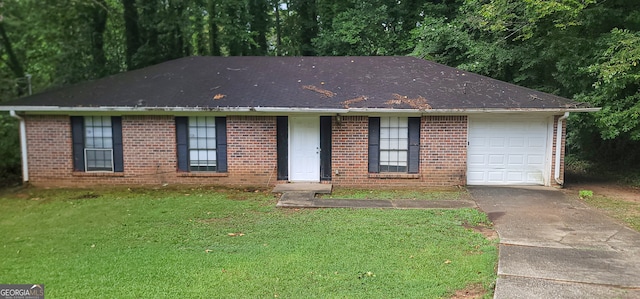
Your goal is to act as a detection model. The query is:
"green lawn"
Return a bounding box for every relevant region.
[0,187,497,298]
[320,187,469,200]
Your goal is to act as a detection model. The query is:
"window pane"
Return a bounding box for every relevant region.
[379,117,409,172]
[380,127,390,139]
[198,150,210,161]
[206,150,216,162]
[380,117,390,127]
[380,138,389,149]
[399,138,408,149]
[398,151,408,166]
[197,127,207,138]
[389,139,399,150]
[206,138,216,148]
[103,127,112,138]
[188,117,217,171]
[100,116,111,126]
[380,151,390,163]
[206,127,216,137]
[398,127,408,137]
[86,150,96,161]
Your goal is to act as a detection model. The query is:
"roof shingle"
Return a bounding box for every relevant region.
[2,56,584,110]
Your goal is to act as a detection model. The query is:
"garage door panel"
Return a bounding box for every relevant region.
[509,137,525,147]
[488,155,505,165]
[467,171,485,182]
[490,138,505,147]
[529,137,546,147]
[506,172,524,182]
[468,118,548,185]
[508,155,524,165]
[527,172,543,183]
[527,155,544,165]
[468,154,485,165]
[469,137,487,148]
[488,171,506,182]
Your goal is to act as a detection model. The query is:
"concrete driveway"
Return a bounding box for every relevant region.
[470,186,640,299]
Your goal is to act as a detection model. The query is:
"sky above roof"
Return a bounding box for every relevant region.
[2,56,584,110]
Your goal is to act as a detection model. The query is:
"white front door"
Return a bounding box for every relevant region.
[289,116,320,182]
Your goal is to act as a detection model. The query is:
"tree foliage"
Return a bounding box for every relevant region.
[1,0,640,177]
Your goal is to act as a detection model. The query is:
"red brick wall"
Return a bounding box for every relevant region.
[331,115,467,187]
[24,115,278,187]
[25,115,74,185]
[226,116,278,185]
[421,116,467,186]
[23,114,477,188]
[330,116,370,185]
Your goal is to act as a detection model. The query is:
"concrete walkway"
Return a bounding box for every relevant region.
[470,186,640,299]
[273,183,476,209]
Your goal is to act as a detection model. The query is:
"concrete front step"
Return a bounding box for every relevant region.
[272,183,332,194]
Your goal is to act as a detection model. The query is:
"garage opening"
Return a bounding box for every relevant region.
[467,118,549,185]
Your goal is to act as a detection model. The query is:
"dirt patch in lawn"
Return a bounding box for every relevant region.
[463,222,498,241]
[449,283,487,299]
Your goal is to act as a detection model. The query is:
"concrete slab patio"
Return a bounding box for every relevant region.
[471,186,640,299]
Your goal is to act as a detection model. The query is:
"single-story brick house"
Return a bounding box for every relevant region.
[0,56,597,188]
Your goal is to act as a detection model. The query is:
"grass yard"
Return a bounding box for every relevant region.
[319,187,469,200]
[580,194,640,232]
[0,187,497,298]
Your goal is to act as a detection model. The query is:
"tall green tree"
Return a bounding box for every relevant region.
[249,0,269,55]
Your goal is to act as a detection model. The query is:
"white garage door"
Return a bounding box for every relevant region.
[467,118,549,185]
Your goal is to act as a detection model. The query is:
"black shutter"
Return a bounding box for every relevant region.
[408,117,420,174]
[320,116,332,181]
[215,117,227,172]
[111,117,124,172]
[175,117,189,172]
[368,117,380,173]
[276,116,288,180]
[71,116,85,172]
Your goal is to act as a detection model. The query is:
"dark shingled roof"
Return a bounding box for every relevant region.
[2,56,584,110]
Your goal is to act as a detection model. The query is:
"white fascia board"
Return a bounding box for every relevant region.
[0,106,601,115]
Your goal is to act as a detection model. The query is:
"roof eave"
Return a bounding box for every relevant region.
[1,106,601,115]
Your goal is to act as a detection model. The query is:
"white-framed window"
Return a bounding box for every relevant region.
[188,116,217,171]
[380,116,408,172]
[84,116,114,171]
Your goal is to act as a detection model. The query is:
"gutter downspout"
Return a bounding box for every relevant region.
[554,112,569,185]
[9,110,28,183]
